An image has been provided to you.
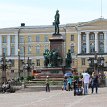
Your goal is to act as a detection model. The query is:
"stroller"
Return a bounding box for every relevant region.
[74,80,83,96]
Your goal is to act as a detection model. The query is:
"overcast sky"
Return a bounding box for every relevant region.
[0,0,106,28]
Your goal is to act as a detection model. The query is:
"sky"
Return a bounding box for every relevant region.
[0,0,107,28]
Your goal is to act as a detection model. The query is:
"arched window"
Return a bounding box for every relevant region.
[98,32,104,53]
[89,33,95,40]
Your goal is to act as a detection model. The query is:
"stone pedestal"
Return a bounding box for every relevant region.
[49,34,65,58]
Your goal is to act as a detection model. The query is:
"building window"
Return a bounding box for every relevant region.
[44,45,49,51]
[44,35,48,42]
[11,47,15,55]
[81,43,86,53]
[89,34,95,40]
[2,48,7,55]
[10,35,15,43]
[36,46,40,55]
[28,46,31,54]
[99,33,104,40]
[81,58,85,65]
[70,45,74,53]
[99,42,104,53]
[2,36,7,43]
[82,34,86,41]
[20,36,24,43]
[36,59,40,66]
[71,35,74,41]
[90,42,95,53]
[98,32,104,53]
[28,36,32,42]
[36,35,40,42]
[20,46,24,55]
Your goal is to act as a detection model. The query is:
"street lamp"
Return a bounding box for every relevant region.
[23,57,35,77]
[88,51,98,75]
[17,23,25,78]
[98,57,104,78]
[88,52,105,86]
[0,53,12,83]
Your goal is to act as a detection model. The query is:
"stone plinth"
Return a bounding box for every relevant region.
[49,34,65,58]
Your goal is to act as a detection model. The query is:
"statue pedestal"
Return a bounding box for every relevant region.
[49,34,65,58]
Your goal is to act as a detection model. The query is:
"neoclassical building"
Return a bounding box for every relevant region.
[0,18,107,80]
[76,18,107,72]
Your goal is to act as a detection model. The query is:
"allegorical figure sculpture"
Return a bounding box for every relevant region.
[53,10,60,35]
[43,49,62,67]
[65,49,72,68]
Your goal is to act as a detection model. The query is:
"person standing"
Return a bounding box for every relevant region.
[45,76,50,92]
[67,76,72,91]
[62,77,67,90]
[82,71,90,95]
[91,72,99,94]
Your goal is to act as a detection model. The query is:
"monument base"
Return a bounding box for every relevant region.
[49,34,65,58]
[33,67,72,79]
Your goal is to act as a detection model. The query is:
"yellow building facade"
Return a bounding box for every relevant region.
[0,18,107,80]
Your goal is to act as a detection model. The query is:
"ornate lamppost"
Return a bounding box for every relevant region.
[88,52,105,86]
[98,57,105,86]
[0,53,12,83]
[23,57,34,77]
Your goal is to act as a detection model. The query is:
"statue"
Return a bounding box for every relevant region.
[53,10,60,35]
[65,49,72,68]
[43,49,62,67]
[43,49,50,67]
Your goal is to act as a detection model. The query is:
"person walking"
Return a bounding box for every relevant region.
[45,76,50,92]
[82,71,90,95]
[91,72,99,94]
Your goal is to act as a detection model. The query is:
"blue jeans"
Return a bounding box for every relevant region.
[84,83,89,95]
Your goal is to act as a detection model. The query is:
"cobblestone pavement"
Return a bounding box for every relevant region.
[0,87,107,107]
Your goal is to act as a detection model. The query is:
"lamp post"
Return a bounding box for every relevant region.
[17,23,25,78]
[18,27,21,78]
[23,57,35,77]
[0,53,12,83]
[98,57,105,86]
[88,52,105,86]
[94,51,98,75]
[88,51,98,75]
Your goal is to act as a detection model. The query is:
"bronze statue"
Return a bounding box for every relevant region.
[43,49,62,67]
[65,49,72,68]
[53,10,60,35]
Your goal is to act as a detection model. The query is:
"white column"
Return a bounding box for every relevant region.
[95,32,98,52]
[15,34,18,55]
[0,35,2,56]
[7,35,10,56]
[86,32,89,53]
[104,32,107,53]
[78,32,81,54]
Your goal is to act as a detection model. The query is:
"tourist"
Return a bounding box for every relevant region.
[91,72,99,94]
[2,82,6,93]
[62,77,67,90]
[67,76,72,91]
[82,71,90,95]
[45,76,50,92]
